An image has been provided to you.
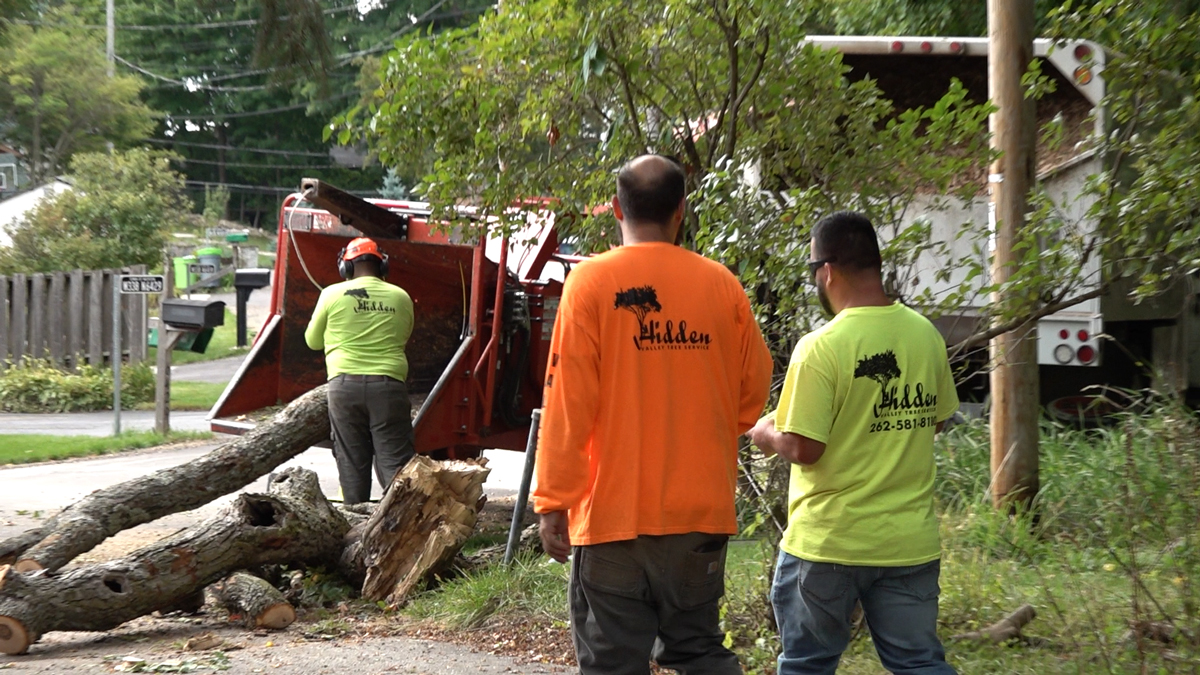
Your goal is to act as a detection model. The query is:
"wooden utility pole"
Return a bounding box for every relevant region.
[988,0,1040,509]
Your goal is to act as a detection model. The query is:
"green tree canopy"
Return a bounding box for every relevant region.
[0,19,156,184]
[334,0,992,339]
[0,149,191,274]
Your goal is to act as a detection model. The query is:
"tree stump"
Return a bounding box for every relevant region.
[340,456,490,607]
[210,571,295,630]
[0,467,347,655]
[0,385,330,572]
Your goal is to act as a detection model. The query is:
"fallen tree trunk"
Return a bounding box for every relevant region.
[0,467,347,655]
[951,604,1036,643]
[0,386,330,573]
[340,456,489,606]
[210,571,295,630]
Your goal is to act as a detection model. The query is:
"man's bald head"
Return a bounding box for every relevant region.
[616,155,686,226]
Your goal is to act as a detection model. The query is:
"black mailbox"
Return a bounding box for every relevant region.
[162,299,226,331]
[234,268,271,289]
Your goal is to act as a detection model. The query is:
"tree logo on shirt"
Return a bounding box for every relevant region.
[344,287,395,314]
[615,285,711,351]
[855,351,901,390]
[856,350,938,420]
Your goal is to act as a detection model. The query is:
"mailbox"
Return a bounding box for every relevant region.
[162,299,226,331]
[234,268,271,289]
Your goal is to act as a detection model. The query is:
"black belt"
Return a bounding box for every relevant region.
[338,374,401,383]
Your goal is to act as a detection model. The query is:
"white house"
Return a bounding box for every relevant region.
[0,179,73,247]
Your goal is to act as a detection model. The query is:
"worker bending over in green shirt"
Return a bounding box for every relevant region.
[305,237,415,505]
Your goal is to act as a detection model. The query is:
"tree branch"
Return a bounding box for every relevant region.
[949,286,1106,359]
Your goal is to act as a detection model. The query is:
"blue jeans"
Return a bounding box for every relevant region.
[771,551,956,675]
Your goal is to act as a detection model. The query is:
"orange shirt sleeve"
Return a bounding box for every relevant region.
[531,274,600,514]
[737,291,774,434]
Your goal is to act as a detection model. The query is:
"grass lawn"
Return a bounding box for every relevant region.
[170,381,227,411]
[389,406,1200,674]
[0,430,212,465]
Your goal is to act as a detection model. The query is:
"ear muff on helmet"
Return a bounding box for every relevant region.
[337,238,389,279]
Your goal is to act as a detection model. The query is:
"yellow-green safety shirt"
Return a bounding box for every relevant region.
[773,302,959,566]
[304,276,414,382]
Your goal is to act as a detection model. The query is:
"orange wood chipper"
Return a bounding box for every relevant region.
[208,179,579,459]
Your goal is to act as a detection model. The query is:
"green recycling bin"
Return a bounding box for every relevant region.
[195,246,223,288]
[173,255,199,290]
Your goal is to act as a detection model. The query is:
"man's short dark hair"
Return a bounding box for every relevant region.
[616,155,686,225]
[812,211,882,272]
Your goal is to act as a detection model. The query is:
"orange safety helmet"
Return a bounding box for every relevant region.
[338,237,389,278]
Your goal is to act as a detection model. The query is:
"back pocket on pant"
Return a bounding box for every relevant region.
[798,561,849,603]
[679,540,727,609]
[579,549,647,601]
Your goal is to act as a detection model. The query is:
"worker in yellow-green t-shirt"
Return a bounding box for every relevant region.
[304,237,415,505]
[747,212,960,675]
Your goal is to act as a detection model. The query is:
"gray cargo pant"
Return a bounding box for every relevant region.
[569,532,741,675]
[326,374,414,505]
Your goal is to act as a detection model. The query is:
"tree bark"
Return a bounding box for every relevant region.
[0,467,347,655]
[951,604,1036,643]
[0,385,330,572]
[210,571,295,630]
[339,456,490,606]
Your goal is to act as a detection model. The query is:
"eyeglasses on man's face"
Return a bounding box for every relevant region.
[807,257,836,278]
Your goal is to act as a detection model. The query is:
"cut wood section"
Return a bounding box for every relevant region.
[951,604,1036,643]
[343,456,490,606]
[0,467,347,655]
[210,571,295,630]
[1,385,330,573]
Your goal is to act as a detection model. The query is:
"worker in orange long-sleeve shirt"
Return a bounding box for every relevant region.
[532,154,773,674]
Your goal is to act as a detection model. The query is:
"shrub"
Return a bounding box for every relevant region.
[0,360,155,413]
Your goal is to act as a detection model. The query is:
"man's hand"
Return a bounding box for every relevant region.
[539,510,571,563]
[746,416,826,465]
[746,417,779,456]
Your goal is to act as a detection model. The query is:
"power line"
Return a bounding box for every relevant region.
[118,5,484,89]
[173,157,338,170]
[146,138,331,157]
[159,90,357,121]
[116,54,281,92]
[6,3,359,31]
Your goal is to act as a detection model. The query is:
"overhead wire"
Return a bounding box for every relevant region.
[171,157,339,170]
[146,139,330,157]
[5,3,360,31]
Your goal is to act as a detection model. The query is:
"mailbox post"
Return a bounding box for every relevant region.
[233,269,271,347]
[156,297,225,434]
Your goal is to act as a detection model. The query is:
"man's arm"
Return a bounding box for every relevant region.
[304,291,328,350]
[747,417,826,465]
[531,280,600,560]
[737,293,774,434]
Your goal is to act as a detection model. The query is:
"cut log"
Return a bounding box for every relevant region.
[0,467,347,655]
[210,571,295,630]
[340,456,490,606]
[2,386,330,573]
[951,604,1037,643]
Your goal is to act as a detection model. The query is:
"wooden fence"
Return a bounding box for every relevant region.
[0,266,149,370]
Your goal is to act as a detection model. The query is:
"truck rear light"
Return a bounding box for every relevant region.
[1077,345,1096,363]
[949,41,963,54]
[891,41,904,53]
[920,41,932,53]
[1054,344,1075,364]
[1059,329,1070,339]
[1074,44,1093,61]
[1077,329,1089,341]
[1074,66,1093,86]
